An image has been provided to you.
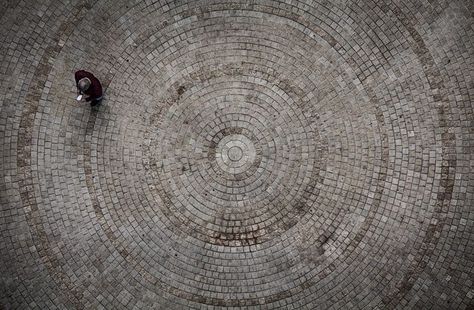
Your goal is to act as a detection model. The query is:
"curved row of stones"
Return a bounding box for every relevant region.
[1,0,473,309]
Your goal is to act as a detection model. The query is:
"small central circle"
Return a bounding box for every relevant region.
[227,146,243,161]
[214,133,257,174]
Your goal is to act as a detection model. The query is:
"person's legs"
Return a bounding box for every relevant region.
[90,96,103,106]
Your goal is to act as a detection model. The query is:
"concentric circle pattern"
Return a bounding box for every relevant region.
[1,0,473,309]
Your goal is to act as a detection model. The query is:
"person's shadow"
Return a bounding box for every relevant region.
[85,98,108,137]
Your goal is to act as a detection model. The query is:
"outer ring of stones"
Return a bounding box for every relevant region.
[14,6,385,307]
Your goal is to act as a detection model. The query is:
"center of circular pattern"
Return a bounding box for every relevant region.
[227,146,243,161]
[215,134,257,174]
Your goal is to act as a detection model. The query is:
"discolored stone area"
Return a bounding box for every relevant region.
[1,0,473,309]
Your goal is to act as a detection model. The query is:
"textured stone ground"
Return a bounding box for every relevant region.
[1,0,473,309]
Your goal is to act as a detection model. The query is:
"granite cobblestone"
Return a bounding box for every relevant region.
[1,0,473,309]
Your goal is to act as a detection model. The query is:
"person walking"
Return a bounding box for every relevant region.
[75,70,103,106]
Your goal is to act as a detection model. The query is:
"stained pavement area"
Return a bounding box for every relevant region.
[1,0,474,309]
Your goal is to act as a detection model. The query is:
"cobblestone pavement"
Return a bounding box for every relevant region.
[1,0,473,309]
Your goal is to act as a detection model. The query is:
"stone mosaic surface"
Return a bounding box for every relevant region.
[1,0,473,309]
